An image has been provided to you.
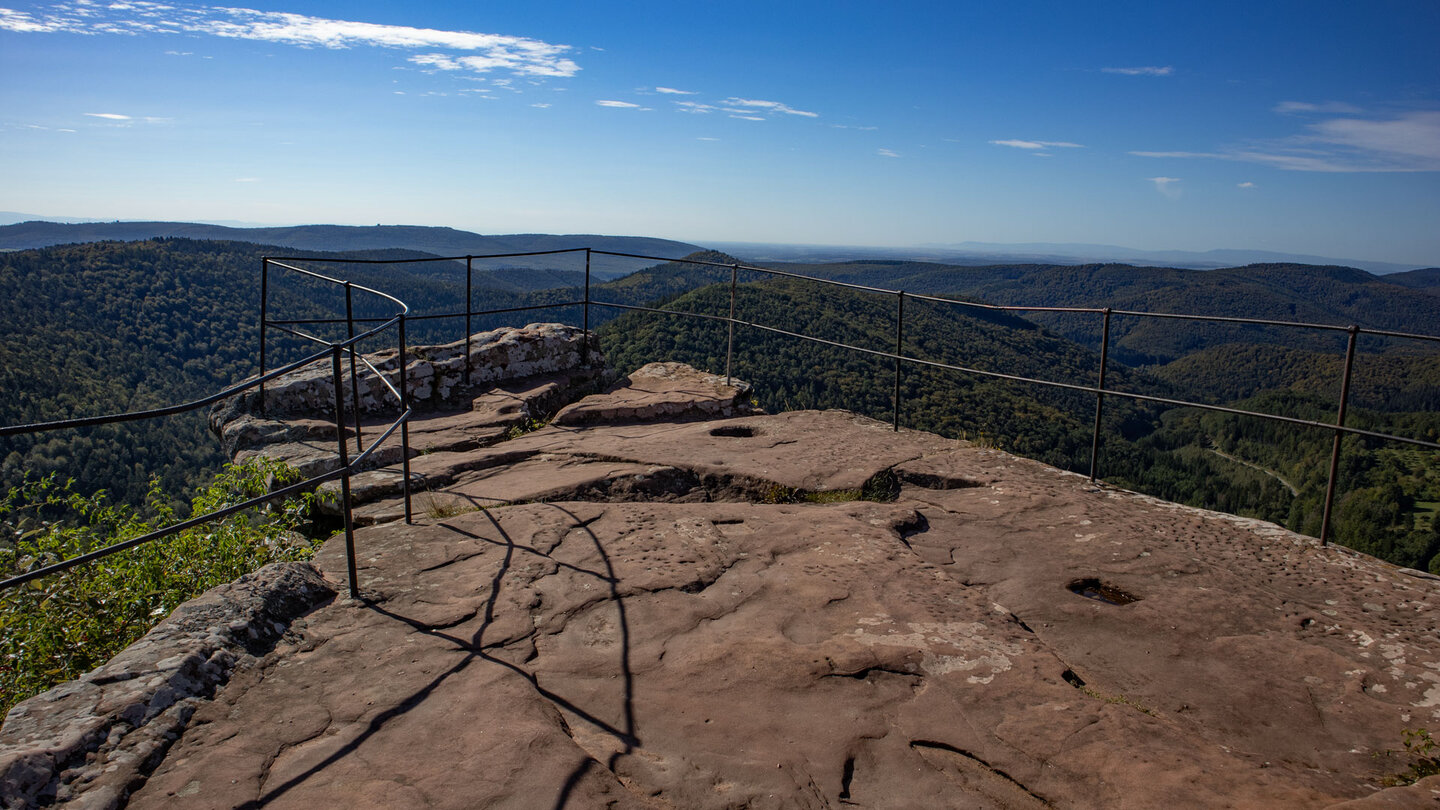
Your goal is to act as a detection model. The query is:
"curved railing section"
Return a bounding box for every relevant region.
[1,260,415,597]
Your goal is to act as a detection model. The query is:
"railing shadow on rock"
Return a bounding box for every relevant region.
[4,246,1440,598]
[0,260,415,598]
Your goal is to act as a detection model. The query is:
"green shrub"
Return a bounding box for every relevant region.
[0,459,320,716]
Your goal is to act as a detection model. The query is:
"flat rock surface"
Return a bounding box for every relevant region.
[118,405,1440,808]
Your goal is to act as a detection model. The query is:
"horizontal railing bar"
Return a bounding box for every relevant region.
[352,351,402,404]
[266,300,588,328]
[590,300,736,324]
[349,408,412,468]
[1356,326,1440,343]
[1,405,414,591]
[0,468,341,590]
[0,345,332,438]
[267,260,409,315]
[736,316,1440,450]
[267,248,588,265]
[267,323,335,347]
[902,290,1106,314]
[1109,308,1353,332]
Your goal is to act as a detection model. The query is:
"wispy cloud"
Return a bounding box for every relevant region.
[1149,176,1182,197]
[1132,110,1440,172]
[832,124,878,131]
[1238,181,1256,188]
[1103,66,1173,76]
[1,3,580,77]
[654,86,695,95]
[596,100,647,110]
[1274,100,1363,115]
[697,136,719,141]
[85,113,132,121]
[877,148,899,158]
[730,115,765,121]
[990,139,1083,150]
[721,97,818,118]
[673,101,717,114]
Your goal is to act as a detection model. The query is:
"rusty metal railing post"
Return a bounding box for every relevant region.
[398,312,413,525]
[1090,307,1112,481]
[259,258,270,414]
[331,344,359,599]
[582,249,592,364]
[725,263,739,386]
[893,291,904,431]
[344,281,363,454]
[1319,325,1360,546]
[465,256,473,387]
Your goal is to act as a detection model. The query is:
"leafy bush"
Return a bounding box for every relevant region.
[0,458,320,716]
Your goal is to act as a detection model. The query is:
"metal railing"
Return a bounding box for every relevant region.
[261,247,1440,550]
[1,261,416,598]
[5,246,1438,597]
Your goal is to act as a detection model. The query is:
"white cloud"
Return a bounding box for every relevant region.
[877,148,899,158]
[530,102,551,109]
[2,3,581,77]
[1238,181,1256,188]
[1102,66,1173,76]
[1274,100,1363,115]
[1149,176,1182,197]
[729,115,765,121]
[655,86,695,95]
[697,136,719,141]
[596,100,645,109]
[674,101,717,114]
[721,97,818,118]
[1312,112,1440,163]
[1131,111,1440,172]
[990,139,1083,150]
[85,113,131,120]
[832,124,878,131]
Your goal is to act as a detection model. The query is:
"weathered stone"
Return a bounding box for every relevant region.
[15,346,1440,807]
[109,409,1440,808]
[0,563,334,810]
[234,324,602,419]
[552,361,759,426]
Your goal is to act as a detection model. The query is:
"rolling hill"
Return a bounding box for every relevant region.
[0,221,702,280]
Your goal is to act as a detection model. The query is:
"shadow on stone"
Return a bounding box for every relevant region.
[1066,578,1140,606]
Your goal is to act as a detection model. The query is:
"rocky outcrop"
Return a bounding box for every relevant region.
[551,361,758,426]
[0,563,334,810]
[206,324,608,481]
[9,344,1440,808]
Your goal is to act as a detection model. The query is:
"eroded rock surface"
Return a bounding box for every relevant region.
[0,563,334,809]
[9,345,1440,808]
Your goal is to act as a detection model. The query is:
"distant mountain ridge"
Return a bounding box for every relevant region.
[0,221,703,279]
[710,240,1428,276]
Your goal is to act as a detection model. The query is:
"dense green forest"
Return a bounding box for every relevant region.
[592,260,1440,573]
[2,240,1436,573]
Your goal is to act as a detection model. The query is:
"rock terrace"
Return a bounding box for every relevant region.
[4,325,1440,809]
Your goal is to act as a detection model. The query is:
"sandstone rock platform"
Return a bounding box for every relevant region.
[6,328,1440,808]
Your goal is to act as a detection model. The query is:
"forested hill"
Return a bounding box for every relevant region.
[0,238,553,504]
[0,221,701,280]
[1382,267,1440,295]
[771,260,1440,363]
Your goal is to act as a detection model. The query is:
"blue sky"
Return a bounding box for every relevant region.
[2,1,1438,265]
